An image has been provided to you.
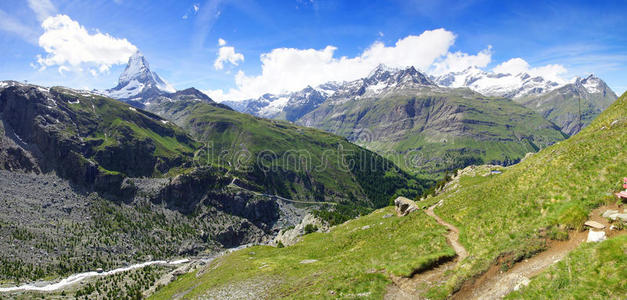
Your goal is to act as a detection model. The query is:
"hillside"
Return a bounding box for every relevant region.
[514,75,617,135]
[297,68,567,177]
[433,68,618,136]
[148,98,430,208]
[149,92,626,299]
[0,80,431,288]
[0,81,197,194]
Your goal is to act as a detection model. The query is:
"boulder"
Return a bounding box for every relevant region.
[584,221,605,229]
[394,196,419,216]
[586,230,606,243]
[607,213,627,221]
[602,210,619,218]
[615,214,627,222]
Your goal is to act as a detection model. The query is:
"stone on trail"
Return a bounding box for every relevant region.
[394,196,419,216]
[602,210,619,218]
[586,230,606,243]
[615,214,627,222]
[299,259,318,264]
[584,220,605,229]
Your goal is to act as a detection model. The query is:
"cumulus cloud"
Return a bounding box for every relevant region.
[214,39,244,70]
[431,47,492,75]
[493,58,567,83]
[211,28,482,100]
[36,14,138,75]
[207,28,569,101]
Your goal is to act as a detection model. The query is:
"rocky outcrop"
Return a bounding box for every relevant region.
[272,214,329,247]
[394,196,419,216]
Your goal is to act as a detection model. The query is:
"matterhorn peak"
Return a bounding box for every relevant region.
[105,50,175,100]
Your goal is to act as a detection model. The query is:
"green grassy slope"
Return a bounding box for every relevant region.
[151,92,626,299]
[149,206,455,299]
[150,100,430,208]
[514,80,617,136]
[53,87,198,177]
[506,235,626,299]
[297,88,567,178]
[425,91,626,297]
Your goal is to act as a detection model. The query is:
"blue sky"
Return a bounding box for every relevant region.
[1,0,626,100]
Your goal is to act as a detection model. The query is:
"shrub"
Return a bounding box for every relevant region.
[557,203,588,231]
[303,224,318,235]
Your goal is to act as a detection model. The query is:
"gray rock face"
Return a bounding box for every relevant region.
[394,196,418,216]
[272,214,328,247]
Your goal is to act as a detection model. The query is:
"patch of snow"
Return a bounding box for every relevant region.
[129,107,137,112]
[160,120,169,124]
[107,79,145,99]
[366,81,388,95]
[258,96,289,117]
[581,76,601,93]
[433,67,563,98]
[68,99,80,105]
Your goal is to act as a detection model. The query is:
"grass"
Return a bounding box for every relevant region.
[149,206,455,299]
[151,92,627,299]
[425,91,627,297]
[506,235,627,299]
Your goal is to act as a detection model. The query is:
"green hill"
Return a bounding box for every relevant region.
[149,97,430,209]
[150,92,626,299]
[0,83,197,196]
[298,86,567,178]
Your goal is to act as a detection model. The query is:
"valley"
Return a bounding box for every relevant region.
[1,4,626,299]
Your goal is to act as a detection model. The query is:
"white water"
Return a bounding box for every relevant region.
[0,244,255,293]
[0,259,189,292]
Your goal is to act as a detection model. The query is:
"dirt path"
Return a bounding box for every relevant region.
[425,201,468,260]
[385,201,468,299]
[453,204,626,300]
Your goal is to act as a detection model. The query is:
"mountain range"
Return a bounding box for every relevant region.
[222,64,616,137]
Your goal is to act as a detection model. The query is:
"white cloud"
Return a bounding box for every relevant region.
[193,4,200,13]
[36,14,138,75]
[212,28,480,100]
[493,58,567,83]
[27,0,56,22]
[431,47,492,75]
[213,40,244,70]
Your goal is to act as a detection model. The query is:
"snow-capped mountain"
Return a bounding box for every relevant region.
[330,64,435,100]
[105,51,175,100]
[223,83,339,121]
[223,64,436,120]
[432,67,562,99]
[515,74,617,135]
